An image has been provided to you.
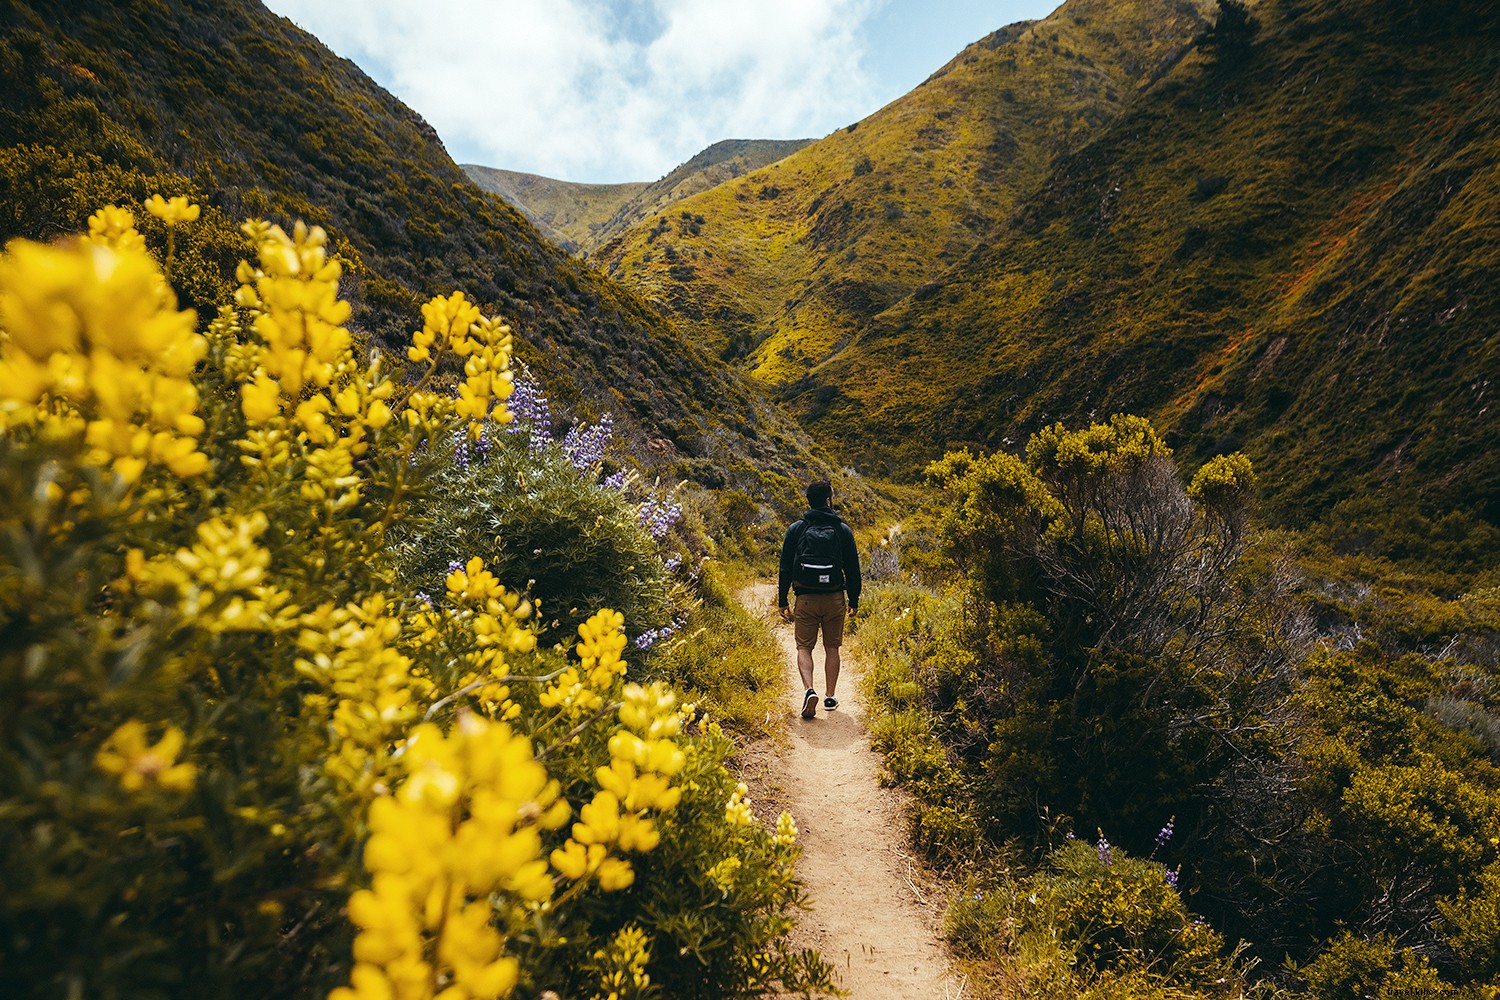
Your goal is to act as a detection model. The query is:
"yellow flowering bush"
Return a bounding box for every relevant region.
[0,202,834,999]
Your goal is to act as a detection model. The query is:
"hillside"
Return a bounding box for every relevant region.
[465,138,814,253]
[796,0,1499,525]
[0,0,829,496]
[595,0,1215,377]
[461,165,647,253]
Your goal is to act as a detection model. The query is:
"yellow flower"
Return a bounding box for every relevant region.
[143,194,201,225]
[336,716,566,998]
[85,204,145,251]
[774,811,799,847]
[0,236,206,482]
[237,220,350,395]
[96,720,197,792]
[241,369,281,423]
[706,856,743,893]
[725,783,755,827]
[597,856,635,891]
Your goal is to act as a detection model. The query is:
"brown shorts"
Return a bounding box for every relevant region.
[794,591,847,650]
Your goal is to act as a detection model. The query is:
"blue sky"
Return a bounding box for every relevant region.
[264,1,1061,184]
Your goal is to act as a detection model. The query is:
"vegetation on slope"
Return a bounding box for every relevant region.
[856,415,1500,997]
[0,0,832,503]
[595,0,1214,381]
[465,138,814,254]
[799,0,1498,529]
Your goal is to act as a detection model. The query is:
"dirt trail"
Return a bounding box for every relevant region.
[744,583,959,999]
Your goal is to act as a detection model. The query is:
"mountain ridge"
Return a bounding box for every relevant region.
[464,137,815,254]
[593,0,1216,381]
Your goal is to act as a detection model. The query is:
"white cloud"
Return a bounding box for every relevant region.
[266,0,880,182]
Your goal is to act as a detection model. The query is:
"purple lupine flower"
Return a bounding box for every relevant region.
[637,494,682,541]
[561,413,613,471]
[1096,833,1112,867]
[634,629,659,650]
[507,375,551,436]
[664,554,682,572]
[602,471,627,490]
[414,591,433,606]
[1156,818,1175,848]
[453,431,472,470]
[447,560,464,574]
[1165,868,1179,888]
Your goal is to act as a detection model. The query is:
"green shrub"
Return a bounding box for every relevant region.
[389,431,672,646]
[1018,841,1232,990]
[943,842,1255,1000]
[919,420,1279,842]
[645,564,786,740]
[1294,931,1472,1000]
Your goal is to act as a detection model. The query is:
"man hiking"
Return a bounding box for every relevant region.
[778,480,861,720]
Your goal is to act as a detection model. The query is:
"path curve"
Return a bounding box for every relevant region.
[744,582,958,999]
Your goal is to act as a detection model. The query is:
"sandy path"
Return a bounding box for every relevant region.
[744,583,958,999]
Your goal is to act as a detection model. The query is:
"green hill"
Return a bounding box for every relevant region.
[796,0,1499,525]
[0,0,829,496]
[465,138,814,254]
[595,0,1215,381]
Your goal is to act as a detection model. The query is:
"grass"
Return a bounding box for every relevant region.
[652,561,789,748]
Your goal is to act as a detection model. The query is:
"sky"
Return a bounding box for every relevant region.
[263,0,1062,184]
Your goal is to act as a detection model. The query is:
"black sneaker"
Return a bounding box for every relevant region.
[801,688,818,719]
[824,696,839,712]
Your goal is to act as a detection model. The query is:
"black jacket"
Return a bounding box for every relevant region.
[777,507,861,609]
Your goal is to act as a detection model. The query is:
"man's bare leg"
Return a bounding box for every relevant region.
[798,646,816,693]
[824,646,841,699]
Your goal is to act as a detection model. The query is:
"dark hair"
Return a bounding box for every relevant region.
[806,480,833,509]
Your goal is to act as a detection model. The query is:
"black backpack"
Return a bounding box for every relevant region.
[793,519,844,590]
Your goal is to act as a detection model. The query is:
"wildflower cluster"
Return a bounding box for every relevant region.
[445,558,538,661]
[505,370,551,451]
[542,609,629,715]
[636,489,683,541]
[403,290,516,438]
[551,677,686,891]
[451,426,493,470]
[0,200,835,999]
[561,412,613,471]
[632,615,686,650]
[295,595,431,798]
[0,204,207,482]
[588,924,652,1000]
[231,220,407,528]
[332,715,568,1000]
[125,510,293,632]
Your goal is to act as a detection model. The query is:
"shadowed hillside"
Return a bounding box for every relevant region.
[596,0,1214,381]
[0,0,830,496]
[798,0,1499,525]
[465,138,814,254]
